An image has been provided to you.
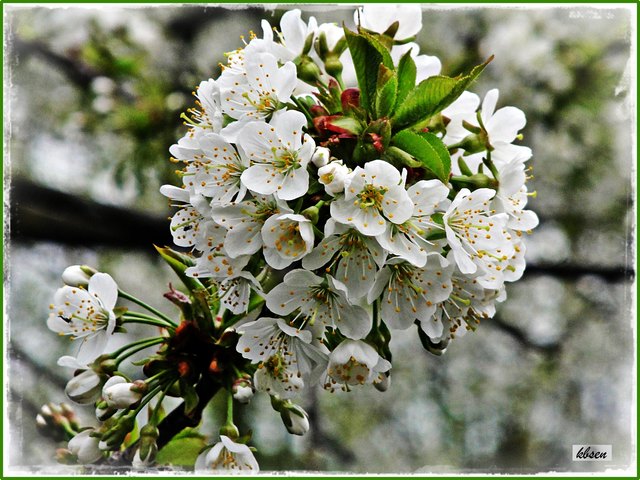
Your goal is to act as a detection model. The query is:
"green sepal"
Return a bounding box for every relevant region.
[392,55,494,130]
[154,245,204,294]
[391,130,451,183]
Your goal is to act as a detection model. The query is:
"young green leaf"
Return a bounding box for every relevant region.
[396,50,417,106]
[375,64,398,118]
[344,27,394,112]
[392,55,494,130]
[391,130,451,183]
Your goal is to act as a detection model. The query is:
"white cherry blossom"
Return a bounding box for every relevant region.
[443,188,514,288]
[211,195,292,258]
[236,317,327,398]
[368,255,454,336]
[261,213,314,269]
[239,110,315,200]
[266,269,371,340]
[302,220,386,301]
[318,160,350,196]
[219,271,264,315]
[324,339,391,391]
[355,4,422,40]
[375,179,450,267]
[47,273,118,364]
[330,160,414,236]
[195,435,259,472]
[220,51,297,123]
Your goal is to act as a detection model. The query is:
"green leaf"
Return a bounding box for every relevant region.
[329,116,364,135]
[154,245,204,294]
[375,64,397,118]
[392,55,494,130]
[396,51,416,106]
[156,428,207,466]
[391,130,451,183]
[344,27,394,113]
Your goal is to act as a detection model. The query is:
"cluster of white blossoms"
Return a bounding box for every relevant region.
[45,5,538,473]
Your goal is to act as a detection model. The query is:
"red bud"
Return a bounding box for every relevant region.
[341,88,360,111]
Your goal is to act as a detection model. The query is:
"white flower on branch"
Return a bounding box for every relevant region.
[236,317,327,399]
[47,273,118,364]
[195,435,259,473]
[302,220,386,301]
[239,110,315,200]
[324,339,391,391]
[67,429,102,464]
[331,160,414,237]
[368,255,454,336]
[261,213,314,269]
[267,269,372,340]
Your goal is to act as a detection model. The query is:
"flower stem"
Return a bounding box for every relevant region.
[123,312,176,331]
[118,290,177,327]
[115,337,165,366]
[112,336,165,358]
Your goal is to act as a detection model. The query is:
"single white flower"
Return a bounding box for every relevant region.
[239,110,315,200]
[324,339,391,391]
[432,259,505,341]
[169,132,248,205]
[195,435,259,472]
[102,376,143,409]
[185,222,250,279]
[267,269,371,340]
[68,429,102,464]
[318,160,349,196]
[302,220,386,300]
[261,213,314,269]
[160,185,211,248]
[443,188,514,288]
[276,9,318,59]
[355,4,422,39]
[47,273,118,364]
[211,195,293,258]
[311,146,331,168]
[236,317,326,398]
[492,155,539,232]
[181,78,224,134]
[219,271,264,315]
[368,255,454,336]
[220,51,297,123]
[330,160,414,236]
[375,179,450,267]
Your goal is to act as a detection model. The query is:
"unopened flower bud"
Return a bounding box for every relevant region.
[102,376,145,409]
[133,424,159,468]
[61,265,96,287]
[324,54,343,79]
[297,55,322,84]
[318,161,349,196]
[66,369,104,405]
[68,429,102,464]
[280,403,310,436]
[311,146,331,168]
[232,377,255,404]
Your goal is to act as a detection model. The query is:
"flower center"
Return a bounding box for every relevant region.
[357,184,387,210]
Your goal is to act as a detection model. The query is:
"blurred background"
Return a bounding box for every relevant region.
[4,4,636,474]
